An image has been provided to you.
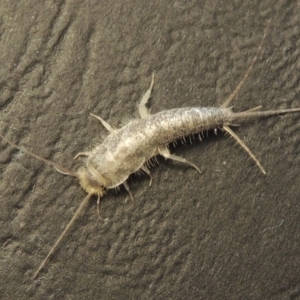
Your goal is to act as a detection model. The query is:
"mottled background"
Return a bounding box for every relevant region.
[0,1,300,299]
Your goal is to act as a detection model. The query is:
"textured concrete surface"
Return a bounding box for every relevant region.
[0,1,300,299]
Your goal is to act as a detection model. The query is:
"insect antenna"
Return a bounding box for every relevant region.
[0,133,78,178]
[32,192,94,279]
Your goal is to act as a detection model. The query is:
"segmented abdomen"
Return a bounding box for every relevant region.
[88,106,231,188]
[144,107,231,144]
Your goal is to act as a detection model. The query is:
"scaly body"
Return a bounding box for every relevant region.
[88,107,231,189]
[1,19,300,279]
[82,103,300,193]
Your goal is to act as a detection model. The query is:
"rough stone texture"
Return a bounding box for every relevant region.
[0,1,300,299]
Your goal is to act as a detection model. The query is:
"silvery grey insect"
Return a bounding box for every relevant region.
[1,20,299,279]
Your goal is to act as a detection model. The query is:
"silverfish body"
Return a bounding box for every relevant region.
[87,107,231,189]
[1,20,300,279]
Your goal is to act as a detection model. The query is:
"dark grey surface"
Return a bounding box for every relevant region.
[0,1,300,299]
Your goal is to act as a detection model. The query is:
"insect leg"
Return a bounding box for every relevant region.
[141,165,153,186]
[139,73,155,119]
[123,181,135,202]
[73,151,92,160]
[158,146,202,174]
[90,113,116,132]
